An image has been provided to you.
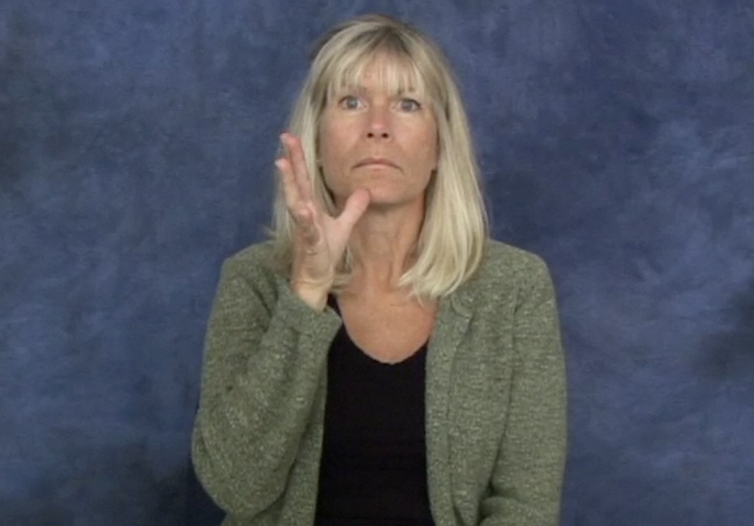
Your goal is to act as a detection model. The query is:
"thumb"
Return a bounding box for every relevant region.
[337,188,371,230]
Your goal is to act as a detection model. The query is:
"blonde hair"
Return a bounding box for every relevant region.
[271,14,488,299]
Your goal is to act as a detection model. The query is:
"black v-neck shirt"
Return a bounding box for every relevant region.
[314,298,435,525]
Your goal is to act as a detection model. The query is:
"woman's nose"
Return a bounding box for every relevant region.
[365,106,391,139]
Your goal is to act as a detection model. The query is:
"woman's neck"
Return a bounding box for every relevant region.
[346,205,424,293]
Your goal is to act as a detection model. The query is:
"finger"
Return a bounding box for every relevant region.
[278,135,306,201]
[337,188,371,230]
[281,184,320,245]
[296,206,321,246]
[275,157,303,210]
[280,133,313,201]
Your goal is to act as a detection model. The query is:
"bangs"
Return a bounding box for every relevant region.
[322,48,429,103]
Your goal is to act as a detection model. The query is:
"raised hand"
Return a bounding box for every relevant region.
[276,133,371,310]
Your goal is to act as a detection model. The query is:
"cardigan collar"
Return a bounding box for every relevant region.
[425,278,477,525]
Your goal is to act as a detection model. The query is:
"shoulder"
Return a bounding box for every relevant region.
[223,240,278,272]
[216,240,284,294]
[476,239,553,289]
[481,239,549,273]
[449,239,555,311]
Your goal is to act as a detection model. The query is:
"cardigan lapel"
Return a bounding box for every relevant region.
[425,290,473,526]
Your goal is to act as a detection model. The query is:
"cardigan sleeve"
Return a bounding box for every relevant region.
[480,256,567,526]
[191,251,342,517]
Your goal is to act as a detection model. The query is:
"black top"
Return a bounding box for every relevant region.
[314,299,435,525]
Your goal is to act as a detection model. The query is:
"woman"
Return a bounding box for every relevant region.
[192,14,566,526]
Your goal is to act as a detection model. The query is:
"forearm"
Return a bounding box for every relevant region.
[192,262,342,516]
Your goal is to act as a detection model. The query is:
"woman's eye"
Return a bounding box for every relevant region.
[339,95,362,110]
[399,98,421,112]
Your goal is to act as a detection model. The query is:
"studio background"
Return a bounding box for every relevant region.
[1,0,752,525]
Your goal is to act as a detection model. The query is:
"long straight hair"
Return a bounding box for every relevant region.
[271,14,489,300]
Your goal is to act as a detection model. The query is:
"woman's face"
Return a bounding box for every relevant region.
[318,55,438,213]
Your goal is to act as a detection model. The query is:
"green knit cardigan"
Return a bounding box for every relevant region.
[192,240,567,526]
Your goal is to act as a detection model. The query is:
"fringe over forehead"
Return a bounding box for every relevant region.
[307,15,449,113]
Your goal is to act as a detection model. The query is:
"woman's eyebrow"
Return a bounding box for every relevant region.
[331,80,422,98]
[331,83,367,95]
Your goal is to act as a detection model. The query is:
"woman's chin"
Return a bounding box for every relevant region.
[362,191,426,213]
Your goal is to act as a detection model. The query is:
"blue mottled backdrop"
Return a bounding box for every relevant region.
[1,0,752,524]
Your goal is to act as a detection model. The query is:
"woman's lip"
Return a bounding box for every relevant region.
[355,158,399,169]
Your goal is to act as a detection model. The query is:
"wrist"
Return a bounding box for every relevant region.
[291,280,329,311]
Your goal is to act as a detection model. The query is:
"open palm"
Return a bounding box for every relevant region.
[276,133,371,309]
